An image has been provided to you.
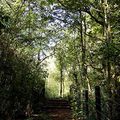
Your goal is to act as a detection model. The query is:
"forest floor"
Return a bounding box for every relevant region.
[15,99,73,120]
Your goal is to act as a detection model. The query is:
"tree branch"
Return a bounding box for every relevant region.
[84,9,104,26]
[57,0,104,26]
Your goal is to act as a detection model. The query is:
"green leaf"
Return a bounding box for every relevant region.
[47,0,55,5]
[41,1,47,6]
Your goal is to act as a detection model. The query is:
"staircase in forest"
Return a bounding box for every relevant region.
[43,99,73,120]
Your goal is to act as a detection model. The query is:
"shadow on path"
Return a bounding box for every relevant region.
[44,99,73,120]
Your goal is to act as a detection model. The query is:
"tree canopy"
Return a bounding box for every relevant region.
[0,0,120,120]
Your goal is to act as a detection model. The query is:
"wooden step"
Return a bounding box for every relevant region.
[43,99,73,120]
[43,105,71,109]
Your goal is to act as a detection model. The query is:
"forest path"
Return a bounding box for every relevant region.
[44,99,73,120]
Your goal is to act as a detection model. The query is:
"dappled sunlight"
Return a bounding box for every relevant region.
[0,0,120,120]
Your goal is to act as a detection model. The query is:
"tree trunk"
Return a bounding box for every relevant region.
[79,10,87,89]
[103,0,112,119]
[59,55,64,98]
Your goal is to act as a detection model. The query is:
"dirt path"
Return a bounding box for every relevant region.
[45,99,73,120]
